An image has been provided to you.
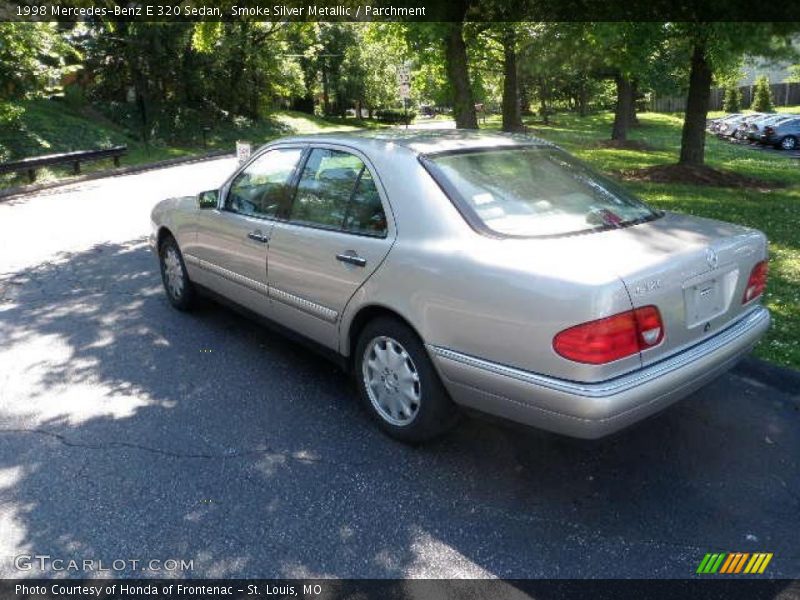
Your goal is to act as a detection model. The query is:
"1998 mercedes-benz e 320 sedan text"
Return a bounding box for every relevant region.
[151,131,771,442]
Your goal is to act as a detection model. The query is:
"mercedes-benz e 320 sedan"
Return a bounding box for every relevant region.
[150,131,770,442]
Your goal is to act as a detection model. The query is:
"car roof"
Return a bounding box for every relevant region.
[269,129,554,156]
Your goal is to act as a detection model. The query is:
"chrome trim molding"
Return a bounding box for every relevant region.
[270,287,338,323]
[184,254,269,296]
[429,306,769,399]
[185,253,338,323]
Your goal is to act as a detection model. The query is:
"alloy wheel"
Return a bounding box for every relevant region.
[163,246,185,300]
[362,336,421,426]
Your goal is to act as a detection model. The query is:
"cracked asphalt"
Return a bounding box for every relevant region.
[0,157,798,579]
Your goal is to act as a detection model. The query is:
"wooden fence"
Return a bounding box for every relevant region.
[650,82,800,113]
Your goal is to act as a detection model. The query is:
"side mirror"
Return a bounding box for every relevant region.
[198,189,219,209]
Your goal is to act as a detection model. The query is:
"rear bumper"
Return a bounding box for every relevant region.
[429,306,771,439]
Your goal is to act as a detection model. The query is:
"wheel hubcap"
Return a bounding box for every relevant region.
[163,247,184,299]
[362,336,421,426]
[783,138,796,150]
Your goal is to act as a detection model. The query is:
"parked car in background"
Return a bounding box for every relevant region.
[735,114,773,140]
[151,131,771,442]
[708,113,741,133]
[761,117,800,150]
[746,114,795,142]
[719,114,763,137]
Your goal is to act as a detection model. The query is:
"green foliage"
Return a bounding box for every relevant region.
[0,101,24,125]
[0,22,77,99]
[374,108,416,124]
[722,82,742,113]
[751,75,774,112]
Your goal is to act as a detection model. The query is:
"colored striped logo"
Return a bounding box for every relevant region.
[696,552,773,574]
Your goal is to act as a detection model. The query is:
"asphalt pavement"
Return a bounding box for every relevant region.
[0,158,798,579]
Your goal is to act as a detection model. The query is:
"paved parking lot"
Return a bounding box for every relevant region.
[722,135,800,158]
[0,159,798,578]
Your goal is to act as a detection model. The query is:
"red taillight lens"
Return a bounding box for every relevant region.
[553,306,665,365]
[742,260,769,304]
[764,126,774,134]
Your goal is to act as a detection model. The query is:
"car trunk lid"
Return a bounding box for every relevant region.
[557,211,768,366]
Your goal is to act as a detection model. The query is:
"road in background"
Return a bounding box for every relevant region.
[0,158,798,578]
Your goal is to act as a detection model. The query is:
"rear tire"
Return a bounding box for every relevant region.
[355,317,459,443]
[159,235,196,311]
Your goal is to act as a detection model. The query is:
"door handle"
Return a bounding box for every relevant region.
[336,252,367,267]
[247,231,269,243]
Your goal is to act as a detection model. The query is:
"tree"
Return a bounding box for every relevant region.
[722,81,742,112]
[751,75,774,112]
[674,23,797,167]
[679,31,713,166]
[469,23,522,130]
[586,23,669,141]
[0,22,76,99]
[444,21,479,128]
[404,21,478,128]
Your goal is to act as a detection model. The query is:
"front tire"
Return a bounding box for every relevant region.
[780,135,797,151]
[355,317,458,443]
[159,235,196,310]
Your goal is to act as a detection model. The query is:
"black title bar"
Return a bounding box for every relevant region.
[5,0,800,21]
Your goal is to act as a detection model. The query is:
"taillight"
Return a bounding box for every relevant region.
[553,306,665,365]
[742,260,768,304]
[764,126,774,135]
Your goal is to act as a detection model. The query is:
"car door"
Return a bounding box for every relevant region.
[266,145,396,350]
[190,146,305,317]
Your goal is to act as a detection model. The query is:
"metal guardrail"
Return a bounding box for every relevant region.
[0,146,127,182]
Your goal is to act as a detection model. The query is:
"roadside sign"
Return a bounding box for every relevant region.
[398,82,410,100]
[397,65,411,100]
[236,140,252,165]
[397,66,410,85]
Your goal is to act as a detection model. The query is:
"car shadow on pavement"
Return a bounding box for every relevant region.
[0,239,798,578]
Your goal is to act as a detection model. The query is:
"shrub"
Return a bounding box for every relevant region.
[751,76,774,112]
[0,102,24,126]
[375,108,416,124]
[722,83,742,113]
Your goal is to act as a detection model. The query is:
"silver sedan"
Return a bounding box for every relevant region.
[150,131,771,442]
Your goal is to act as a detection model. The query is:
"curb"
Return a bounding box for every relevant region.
[0,150,235,201]
[734,356,800,395]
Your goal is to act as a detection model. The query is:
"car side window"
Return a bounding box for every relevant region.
[343,169,387,236]
[289,148,388,236]
[290,148,363,229]
[225,148,303,218]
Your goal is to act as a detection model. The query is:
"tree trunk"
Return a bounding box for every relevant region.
[444,22,478,129]
[321,64,331,116]
[501,29,523,132]
[611,74,633,141]
[578,83,588,117]
[679,40,713,166]
[628,79,640,127]
[538,78,549,124]
[519,81,532,115]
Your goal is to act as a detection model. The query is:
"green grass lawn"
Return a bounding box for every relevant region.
[485,111,799,370]
[0,100,378,189]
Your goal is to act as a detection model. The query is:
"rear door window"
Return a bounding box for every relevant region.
[289,148,387,236]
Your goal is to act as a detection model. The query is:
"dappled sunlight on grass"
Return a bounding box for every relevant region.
[271,111,362,134]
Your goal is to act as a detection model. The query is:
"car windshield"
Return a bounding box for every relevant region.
[425,146,659,237]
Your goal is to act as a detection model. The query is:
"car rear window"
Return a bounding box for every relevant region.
[424,147,660,238]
